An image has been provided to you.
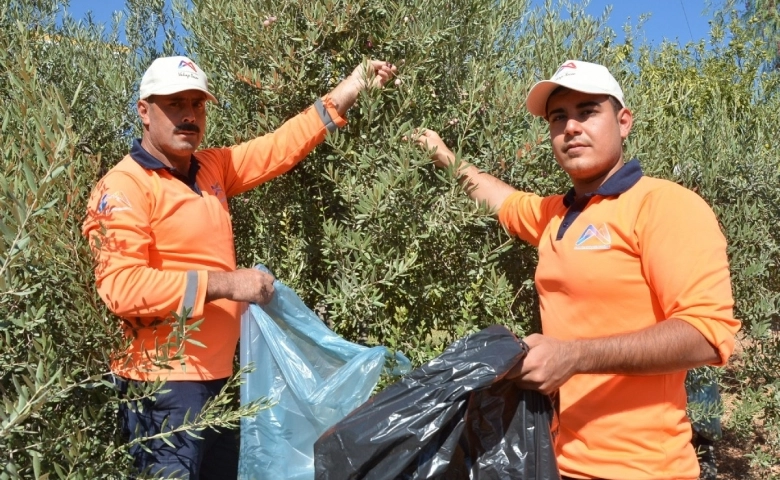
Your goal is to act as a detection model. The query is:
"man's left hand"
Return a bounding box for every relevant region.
[507,333,579,395]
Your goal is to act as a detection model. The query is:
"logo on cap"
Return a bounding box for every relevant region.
[555,62,578,75]
[178,60,197,72]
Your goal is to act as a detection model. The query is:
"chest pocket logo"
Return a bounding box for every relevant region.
[575,223,611,250]
[210,182,227,204]
[97,192,133,214]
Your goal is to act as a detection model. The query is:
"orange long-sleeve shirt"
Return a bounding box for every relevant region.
[498,160,740,480]
[83,97,346,381]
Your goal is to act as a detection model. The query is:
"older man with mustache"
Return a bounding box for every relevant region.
[83,55,396,479]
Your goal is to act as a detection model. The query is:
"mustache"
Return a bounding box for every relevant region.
[174,124,200,134]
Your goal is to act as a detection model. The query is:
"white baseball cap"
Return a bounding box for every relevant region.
[139,56,218,103]
[525,60,625,117]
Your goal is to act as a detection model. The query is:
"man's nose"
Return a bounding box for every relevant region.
[564,118,582,136]
[180,105,196,122]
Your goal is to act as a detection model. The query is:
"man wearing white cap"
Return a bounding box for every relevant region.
[83,55,396,478]
[415,60,739,479]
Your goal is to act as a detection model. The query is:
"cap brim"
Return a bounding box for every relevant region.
[526,80,626,118]
[525,80,565,118]
[141,85,218,104]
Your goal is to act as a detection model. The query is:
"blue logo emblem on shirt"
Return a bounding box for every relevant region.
[97,192,133,214]
[575,224,611,250]
[210,183,227,203]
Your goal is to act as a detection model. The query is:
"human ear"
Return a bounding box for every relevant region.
[618,107,633,139]
[137,100,151,127]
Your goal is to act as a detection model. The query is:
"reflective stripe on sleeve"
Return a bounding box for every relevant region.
[314,98,339,133]
[181,270,199,318]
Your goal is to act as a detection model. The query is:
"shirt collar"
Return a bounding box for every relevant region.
[562,158,643,207]
[129,139,201,194]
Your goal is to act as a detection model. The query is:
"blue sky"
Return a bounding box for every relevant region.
[63,0,716,46]
[581,0,716,45]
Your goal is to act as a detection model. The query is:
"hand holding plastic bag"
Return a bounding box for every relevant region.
[239,269,410,480]
[314,325,560,480]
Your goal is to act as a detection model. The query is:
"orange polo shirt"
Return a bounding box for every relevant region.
[82,97,346,381]
[498,160,739,480]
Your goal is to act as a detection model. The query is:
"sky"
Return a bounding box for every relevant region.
[581,0,716,45]
[62,0,717,47]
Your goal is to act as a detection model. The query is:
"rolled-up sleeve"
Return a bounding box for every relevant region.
[498,191,563,247]
[637,185,740,365]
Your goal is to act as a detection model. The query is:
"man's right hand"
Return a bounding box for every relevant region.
[411,129,457,168]
[206,268,275,305]
[409,128,518,213]
[328,59,398,116]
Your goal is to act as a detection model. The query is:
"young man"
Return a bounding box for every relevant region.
[82,55,396,478]
[415,60,740,479]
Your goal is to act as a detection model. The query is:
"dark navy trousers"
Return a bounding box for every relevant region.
[115,377,239,479]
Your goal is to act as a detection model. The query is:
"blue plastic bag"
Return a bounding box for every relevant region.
[685,368,722,441]
[239,271,411,480]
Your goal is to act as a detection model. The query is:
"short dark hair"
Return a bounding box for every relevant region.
[607,95,623,113]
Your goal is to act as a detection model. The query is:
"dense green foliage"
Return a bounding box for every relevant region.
[2,0,779,477]
[738,0,780,68]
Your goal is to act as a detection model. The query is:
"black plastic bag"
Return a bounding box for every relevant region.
[314,325,560,480]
